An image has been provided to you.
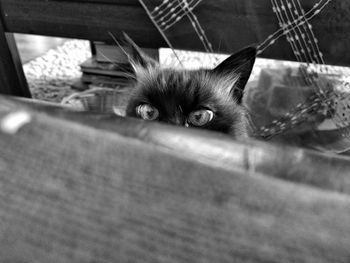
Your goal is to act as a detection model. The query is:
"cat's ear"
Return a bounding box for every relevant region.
[123,32,158,69]
[212,46,256,104]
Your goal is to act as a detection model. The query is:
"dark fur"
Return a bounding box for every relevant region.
[124,35,256,138]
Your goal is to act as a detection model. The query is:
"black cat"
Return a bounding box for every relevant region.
[124,34,256,138]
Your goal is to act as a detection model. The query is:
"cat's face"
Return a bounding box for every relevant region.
[123,34,256,138]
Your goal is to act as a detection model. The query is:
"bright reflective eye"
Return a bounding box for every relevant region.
[136,104,159,121]
[188,109,214,126]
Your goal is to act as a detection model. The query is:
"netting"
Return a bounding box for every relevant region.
[138,0,350,150]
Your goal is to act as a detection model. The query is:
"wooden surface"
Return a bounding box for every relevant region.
[1,0,349,65]
[0,18,31,97]
[19,98,350,195]
[1,95,350,262]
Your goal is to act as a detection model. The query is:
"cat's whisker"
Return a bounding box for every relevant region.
[95,32,161,85]
[96,50,126,68]
[95,50,139,83]
[107,31,136,64]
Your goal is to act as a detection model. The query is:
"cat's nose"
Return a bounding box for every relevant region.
[168,117,184,126]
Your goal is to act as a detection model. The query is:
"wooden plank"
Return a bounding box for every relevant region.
[15,96,350,196]
[0,95,350,262]
[1,0,349,65]
[0,17,31,97]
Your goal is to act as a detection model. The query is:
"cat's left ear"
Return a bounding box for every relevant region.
[123,32,158,69]
[212,46,256,104]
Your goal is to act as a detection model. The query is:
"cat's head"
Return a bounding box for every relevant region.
[123,34,256,138]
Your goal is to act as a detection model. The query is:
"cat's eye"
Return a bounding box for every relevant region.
[136,104,159,121]
[188,109,214,127]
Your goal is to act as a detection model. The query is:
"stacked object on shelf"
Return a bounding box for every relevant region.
[72,41,158,91]
[68,42,159,114]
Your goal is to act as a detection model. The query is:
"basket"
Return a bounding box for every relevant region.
[61,87,130,116]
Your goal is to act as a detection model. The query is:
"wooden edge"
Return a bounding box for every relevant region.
[0,17,31,97]
[2,0,349,65]
[0,96,350,262]
[10,95,350,195]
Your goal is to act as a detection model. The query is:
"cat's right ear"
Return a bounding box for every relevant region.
[211,46,256,104]
[123,33,158,70]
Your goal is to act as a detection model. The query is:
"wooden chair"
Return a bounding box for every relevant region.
[0,1,349,262]
[0,0,348,97]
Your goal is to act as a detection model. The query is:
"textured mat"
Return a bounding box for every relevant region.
[23,40,91,102]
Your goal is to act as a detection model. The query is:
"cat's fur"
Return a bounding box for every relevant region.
[123,35,256,138]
